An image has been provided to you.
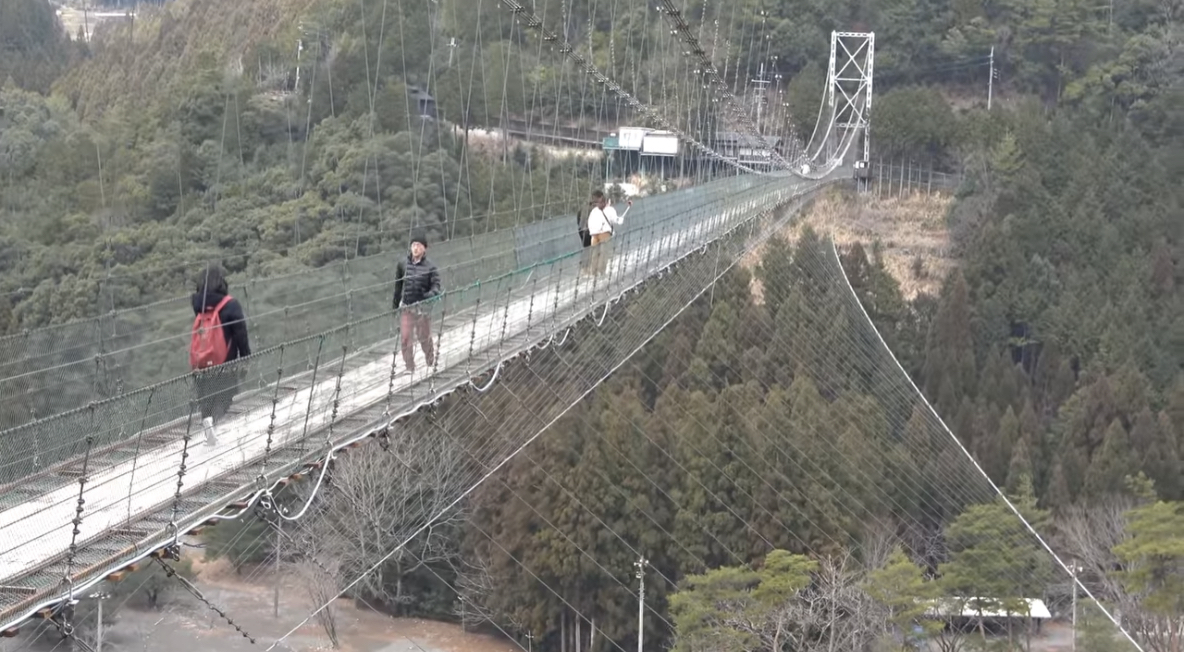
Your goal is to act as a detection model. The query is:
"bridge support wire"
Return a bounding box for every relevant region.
[150,544,256,644]
[264,187,821,651]
[0,172,842,635]
[827,242,1146,652]
[494,0,755,174]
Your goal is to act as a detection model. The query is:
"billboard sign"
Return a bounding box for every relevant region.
[641,132,679,156]
[618,127,649,150]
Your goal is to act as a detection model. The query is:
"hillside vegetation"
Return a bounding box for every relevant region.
[1,0,1181,328]
[795,191,956,301]
[196,224,1183,652]
[1,0,1182,650]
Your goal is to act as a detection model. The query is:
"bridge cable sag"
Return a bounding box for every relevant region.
[265,183,832,651]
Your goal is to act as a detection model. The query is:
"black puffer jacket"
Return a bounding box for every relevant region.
[191,290,252,362]
[393,255,442,309]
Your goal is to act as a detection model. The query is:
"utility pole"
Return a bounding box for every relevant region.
[273,505,287,618]
[96,596,103,652]
[294,29,303,94]
[273,518,282,617]
[1071,563,1084,652]
[88,591,110,652]
[634,557,648,652]
[987,46,995,111]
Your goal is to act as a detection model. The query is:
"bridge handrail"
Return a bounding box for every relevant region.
[0,176,748,431]
[0,173,835,636]
[0,173,788,488]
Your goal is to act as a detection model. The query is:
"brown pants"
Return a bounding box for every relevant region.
[400,309,435,372]
[589,232,612,275]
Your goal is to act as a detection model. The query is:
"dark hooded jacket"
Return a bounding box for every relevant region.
[191,288,251,362]
[393,255,441,309]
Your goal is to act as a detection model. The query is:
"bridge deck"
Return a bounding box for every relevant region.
[0,176,826,631]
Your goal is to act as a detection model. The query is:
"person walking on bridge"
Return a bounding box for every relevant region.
[393,232,442,374]
[586,190,632,276]
[190,264,251,447]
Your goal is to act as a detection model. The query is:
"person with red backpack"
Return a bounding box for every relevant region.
[190,264,251,446]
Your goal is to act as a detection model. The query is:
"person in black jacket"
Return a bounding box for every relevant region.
[393,233,441,374]
[191,264,251,446]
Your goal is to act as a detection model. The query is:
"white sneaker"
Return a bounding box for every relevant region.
[202,417,218,446]
[392,353,411,376]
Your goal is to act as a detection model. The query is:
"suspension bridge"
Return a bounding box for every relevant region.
[0,22,874,636]
[0,9,1145,651]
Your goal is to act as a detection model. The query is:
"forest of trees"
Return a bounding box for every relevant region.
[2,0,1177,331]
[196,229,1182,652]
[2,0,1182,650]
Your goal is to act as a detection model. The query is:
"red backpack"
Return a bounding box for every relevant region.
[190,295,233,370]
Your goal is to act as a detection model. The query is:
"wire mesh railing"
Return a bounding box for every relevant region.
[0,168,844,633]
[0,185,710,431]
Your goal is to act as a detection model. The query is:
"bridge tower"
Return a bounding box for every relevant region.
[825,31,874,185]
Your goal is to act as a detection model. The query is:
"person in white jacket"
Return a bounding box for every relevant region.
[586,190,632,276]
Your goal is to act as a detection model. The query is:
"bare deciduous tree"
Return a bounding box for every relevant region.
[931,623,970,652]
[294,556,342,649]
[307,424,470,611]
[452,551,504,630]
[1058,497,1134,598]
[1056,497,1178,652]
[898,521,947,571]
[862,519,904,572]
[708,552,882,652]
[811,553,881,652]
